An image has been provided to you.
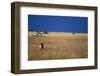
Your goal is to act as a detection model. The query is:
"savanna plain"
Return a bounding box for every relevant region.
[28,32,88,60]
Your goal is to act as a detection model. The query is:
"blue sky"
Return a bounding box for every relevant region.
[28,15,88,33]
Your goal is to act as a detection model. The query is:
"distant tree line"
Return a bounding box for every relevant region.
[31,29,49,37]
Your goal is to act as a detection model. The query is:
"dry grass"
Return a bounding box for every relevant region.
[28,32,88,60]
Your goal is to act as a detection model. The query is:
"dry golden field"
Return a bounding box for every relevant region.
[28,32,88,60]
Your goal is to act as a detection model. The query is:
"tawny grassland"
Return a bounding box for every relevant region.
[28,32,88,60]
